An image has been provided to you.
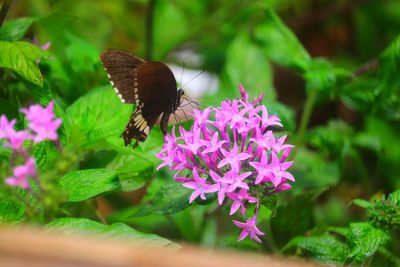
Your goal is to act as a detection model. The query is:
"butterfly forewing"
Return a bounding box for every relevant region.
[100,49,145,103]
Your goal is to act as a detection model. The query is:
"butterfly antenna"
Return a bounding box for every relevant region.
[180,62,186,88]
[182,69,205,89]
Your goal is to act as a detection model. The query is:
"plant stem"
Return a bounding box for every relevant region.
[0,0,12,28]
[145,0,156,60]
[264,218,279,253]
[378,247,400,266]
[297,87,318,143]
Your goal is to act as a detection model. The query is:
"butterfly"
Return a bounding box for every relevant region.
[100,49,184,148]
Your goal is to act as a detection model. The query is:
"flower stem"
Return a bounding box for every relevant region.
[145,0,156,60]
[297,87,318,143]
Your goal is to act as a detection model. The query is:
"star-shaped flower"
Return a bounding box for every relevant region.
[183,169,219,203]
[21,101,62,143]
[227,188,258,215]
[5,158,36,189]
[250,151,294,186]
[203,132,227,154]
[233,215,265,243]
[218,143,251,172]
[210,170,234,204]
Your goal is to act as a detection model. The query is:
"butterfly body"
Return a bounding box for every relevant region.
[100,49,183,147]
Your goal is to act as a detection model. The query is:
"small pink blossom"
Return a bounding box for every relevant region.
[21,101,62,143]
[5,158,36,189]
[182,169,219,203]
[233,215,265,243]
[0,115,16,139]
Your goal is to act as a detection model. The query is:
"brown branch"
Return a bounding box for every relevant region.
[286,0,371,30]
[351,58,379,78]
[0,0,13,29]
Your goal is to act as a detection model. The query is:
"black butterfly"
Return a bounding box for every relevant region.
[100,49,184,148]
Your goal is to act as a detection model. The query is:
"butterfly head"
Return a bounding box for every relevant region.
[173,89,184,111]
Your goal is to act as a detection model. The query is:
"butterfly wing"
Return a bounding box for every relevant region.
[100,49,145,104]
[121,61,178,146]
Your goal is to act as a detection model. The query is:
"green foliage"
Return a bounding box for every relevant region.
[255,10,311,72]
[0,1,400,266]
[347,222,390,263]
[65,86,132,147]
[283,234,349,265]
[224,34,275,100]
[0,41,46,86]
[0,17,35,41]
[60,169,120,202]
[0,200,25,223]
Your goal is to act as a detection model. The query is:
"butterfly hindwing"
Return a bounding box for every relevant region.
[100,49,145,103]
[122,103,164,147]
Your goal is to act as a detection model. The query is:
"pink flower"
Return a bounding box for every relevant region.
[218,143,252,172]
[227,189,258,215]
[250,151,294,187]
[233,215,265,243]
[182,168,219,203]
[21,101,62,143]
[0,115,31,151]
[5,158,36,189]
[5,130,32,151]
[0,115,16,139]
[157,84,295,243]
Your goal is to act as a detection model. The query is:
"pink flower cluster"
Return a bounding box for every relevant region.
[157,85,294,243]
[1,101,61,189]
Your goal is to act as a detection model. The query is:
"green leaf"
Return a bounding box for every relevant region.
[380,35,400,78]
[346,222,390,263]
[64,32,100,73]
[271,189,324,247]
[0,17,36,41]
[46,217,178,248]
[0,200,25,223]
[255,9,311,72]
[153,0,188,59]
[340,78,381,113]
[304,58,346,93]
[283,234,349,265]
[60,169,120,202]
[0,41,46,86]
[291,148,340,190]
[352,199,373,209]
[107,153,154,192]
[307,120,353,156]
[152,183,192,215]
[260,194,277,216]
[388,189,400,204]
[65,86,132,147]
[224,34,275,100]
[124,183,192,218]
[266,102,296,133]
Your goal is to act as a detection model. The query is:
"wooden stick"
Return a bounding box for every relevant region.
[0,225,321,267]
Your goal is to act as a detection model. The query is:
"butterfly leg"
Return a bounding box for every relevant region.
[160,112,172,135]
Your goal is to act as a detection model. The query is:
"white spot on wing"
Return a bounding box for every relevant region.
[144,126,150,135]
[140,122,147,131]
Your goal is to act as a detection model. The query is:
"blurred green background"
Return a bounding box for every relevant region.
[1,0,400,265]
